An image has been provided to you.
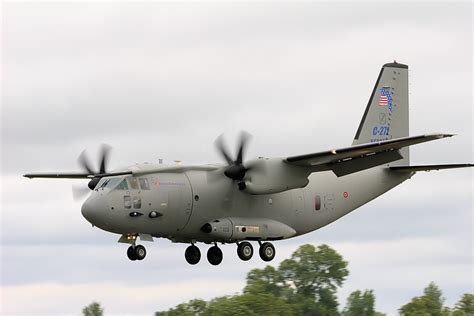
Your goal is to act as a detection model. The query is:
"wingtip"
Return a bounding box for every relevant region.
[430,133,456,139]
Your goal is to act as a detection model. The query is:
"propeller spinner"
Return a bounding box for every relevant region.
[215,132,251,189]
[78,144,112,190]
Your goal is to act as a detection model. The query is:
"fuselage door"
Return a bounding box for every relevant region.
[150,173,193,232]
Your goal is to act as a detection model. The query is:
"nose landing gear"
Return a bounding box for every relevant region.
[127,244,147,261]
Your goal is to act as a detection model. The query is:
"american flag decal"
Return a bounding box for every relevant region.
[378,88,393,112]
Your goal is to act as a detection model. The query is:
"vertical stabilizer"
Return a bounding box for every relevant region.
[353,62,409,166]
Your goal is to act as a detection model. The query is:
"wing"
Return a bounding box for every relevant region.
[286,133,453,177]
[24,171,133,179]
[390,164,473,173]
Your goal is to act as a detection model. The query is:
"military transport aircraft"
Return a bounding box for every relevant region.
[25,62,472,265]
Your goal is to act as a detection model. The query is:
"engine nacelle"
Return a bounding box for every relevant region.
[201,217,296,242]
[241,158,310,195]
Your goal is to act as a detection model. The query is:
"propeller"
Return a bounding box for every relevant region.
[214,132,251,189]
[72,184,91,201]
[78,144,112,190]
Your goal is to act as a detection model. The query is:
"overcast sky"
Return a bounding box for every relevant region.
[1,1,472,315]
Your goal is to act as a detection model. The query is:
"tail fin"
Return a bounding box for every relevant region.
[353,62,409,166]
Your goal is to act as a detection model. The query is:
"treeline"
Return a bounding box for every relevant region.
[153,244,473,316]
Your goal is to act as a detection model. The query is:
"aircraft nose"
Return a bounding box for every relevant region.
[81,195,108,226]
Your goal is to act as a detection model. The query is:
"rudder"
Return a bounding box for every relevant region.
[353,61,409,166]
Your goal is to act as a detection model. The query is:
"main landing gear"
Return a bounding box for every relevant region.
[127,244,146,261]
[183,241,275,265]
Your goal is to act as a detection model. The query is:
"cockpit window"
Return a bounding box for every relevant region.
[116,179,128,190]
[96,178,108,189]
[128,177,139,190]
[139,178,150,190]
[104,178,120,189]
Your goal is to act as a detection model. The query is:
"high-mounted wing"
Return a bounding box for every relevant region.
[390,164,473,173]
[286,133,453,177]
[24,171,133,179]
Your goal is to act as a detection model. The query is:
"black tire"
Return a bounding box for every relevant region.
[185,245,201,265]
[207,246,223,265]
[127,246,137,261]
[237,242,253,261]
[259,242,275,262]
[134,245,147,260]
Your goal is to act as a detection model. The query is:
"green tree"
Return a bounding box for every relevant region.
[343,290,376,316]
[244,265,285,297]
[279,244,349,298]
[82,302,103,316]
[155,299,207,316]
[399,282,445,316]
[204,296,253,316]
[156,244,349,315]
[279,244,348,315]
[454,294,474,315]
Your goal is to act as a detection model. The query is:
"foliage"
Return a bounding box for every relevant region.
[399,282,443,316]
[279,244,349,298]
[155,299,207,316]
[154,245,472,316]
[453,294,474,315]
[343,290,376,316]
[156,243,348,315]
[82,302,103,316]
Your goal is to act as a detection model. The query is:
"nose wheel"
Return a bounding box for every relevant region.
[127,245,146,261]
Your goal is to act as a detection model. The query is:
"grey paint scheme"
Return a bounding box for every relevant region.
[82,165,411,244]
[27,62,472,253]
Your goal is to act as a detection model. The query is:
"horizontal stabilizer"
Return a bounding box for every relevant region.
[390,164,473,173]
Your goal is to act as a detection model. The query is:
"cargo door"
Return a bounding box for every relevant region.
[152,173,193,232]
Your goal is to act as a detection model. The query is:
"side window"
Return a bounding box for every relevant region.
[128,178,139,190]
[124,195,131,209]
[139,178,150,190]
[116,179,128,190]
[133,197,141,209]
[315,195,321,211]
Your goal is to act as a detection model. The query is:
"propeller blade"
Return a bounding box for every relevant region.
[99,144,112,174]
[236,131,251,165]
[72,184,90,201]
[78,150,95,174]
[214,135,234,165]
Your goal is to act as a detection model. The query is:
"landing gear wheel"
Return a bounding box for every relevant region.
[134,245,146,260]
[259,242,275,262]
[185,245,201,265]
[237,242,253,261]
[207,245,223,265]
[127,246,137,261]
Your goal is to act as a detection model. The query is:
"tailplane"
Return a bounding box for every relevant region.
[353,62,409,166]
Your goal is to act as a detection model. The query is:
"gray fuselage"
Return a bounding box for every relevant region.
[81,163,412,244]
